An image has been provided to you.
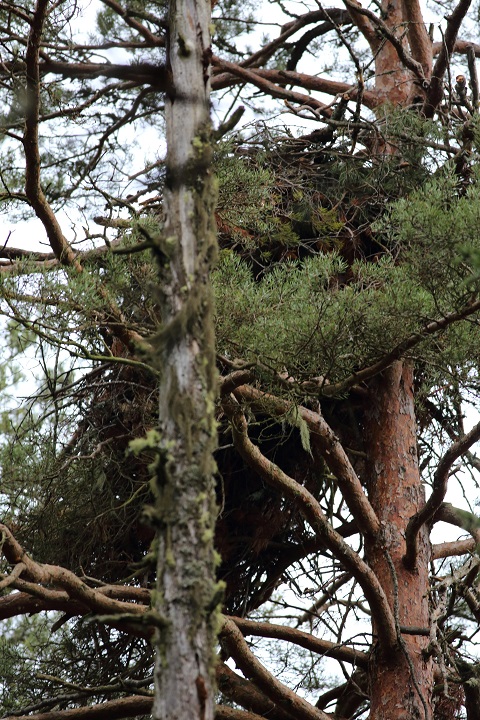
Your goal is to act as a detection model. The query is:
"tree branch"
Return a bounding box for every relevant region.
[216,663,296,720]
[100,0,163,45]
[404,421,480,569]
[342,0,380,54]
[221,395,397,651]
[212,62,381,109]
[0,524,148,619]
[232,384,380,537]
[2,696,153,720]
[402,0,432,76]
[220,617,330,720]
[240,9,351,69]
[425,0,473,114]
[342,0,427,84]
[24,0,80,267]
[432,537,476,559]
[229,615,369,667]
[211,57,331,116]
[322,297,480,398]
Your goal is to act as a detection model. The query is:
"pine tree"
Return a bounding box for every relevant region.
[0,2,480,720]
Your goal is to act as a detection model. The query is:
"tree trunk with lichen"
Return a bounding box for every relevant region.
[151,0,219,718]
[364,362,434,720]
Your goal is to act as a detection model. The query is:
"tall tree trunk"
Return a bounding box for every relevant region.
[364,362,434,720]
[152,0,218,718]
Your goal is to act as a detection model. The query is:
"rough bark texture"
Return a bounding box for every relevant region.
[152,0,219,718]
[364,362,434,720]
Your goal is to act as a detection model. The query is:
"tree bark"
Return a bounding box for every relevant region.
[364,362,434,720]
[151,0,219,718]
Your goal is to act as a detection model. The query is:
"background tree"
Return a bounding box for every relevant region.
[1,1,480,720]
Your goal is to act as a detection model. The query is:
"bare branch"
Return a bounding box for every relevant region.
[432,40,480,58]
[432,538,476,559]
[100,0,163,45]
[402,0,432,76]
[426,0,473,114]
[240,9,351,69]
[342,0,380,53]
[2,696,153,720]
[220,617,330,720]
[24,0,80,267]
[404,422,480,569]
[217,663,296,720]
[342,0,427,84]
[467,45,479,110]
[212,62,381,109]
[211,57,331,117]
[229,615,369,667]
[215,708,269,720]
[0,524,148,618]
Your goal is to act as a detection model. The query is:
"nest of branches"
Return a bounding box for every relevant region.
[14,353,158,584]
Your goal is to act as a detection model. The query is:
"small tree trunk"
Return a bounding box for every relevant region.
[151,0,218,718]
[364,362,434,720]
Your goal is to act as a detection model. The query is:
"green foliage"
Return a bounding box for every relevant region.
[214,251,428,384]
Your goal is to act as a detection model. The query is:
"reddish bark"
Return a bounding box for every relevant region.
[364,362,433,720]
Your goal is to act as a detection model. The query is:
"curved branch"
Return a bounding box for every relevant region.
[286,18,353,71]
[221,395,397,651]
[0,524,147,618]
[433,40,480,58]
[426,0,473,115]
[342,0,427,84]
[24,0,80,267]
[404,422,480,569]
[211,57,331,116]
[342,0,380,53]
[212,61,381,109]
[220,617,330,720]
[100,0,163,45]
[229,615,369,667]
[233,384,380,537]
[239,9,351,69]
[217,663,296,720]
